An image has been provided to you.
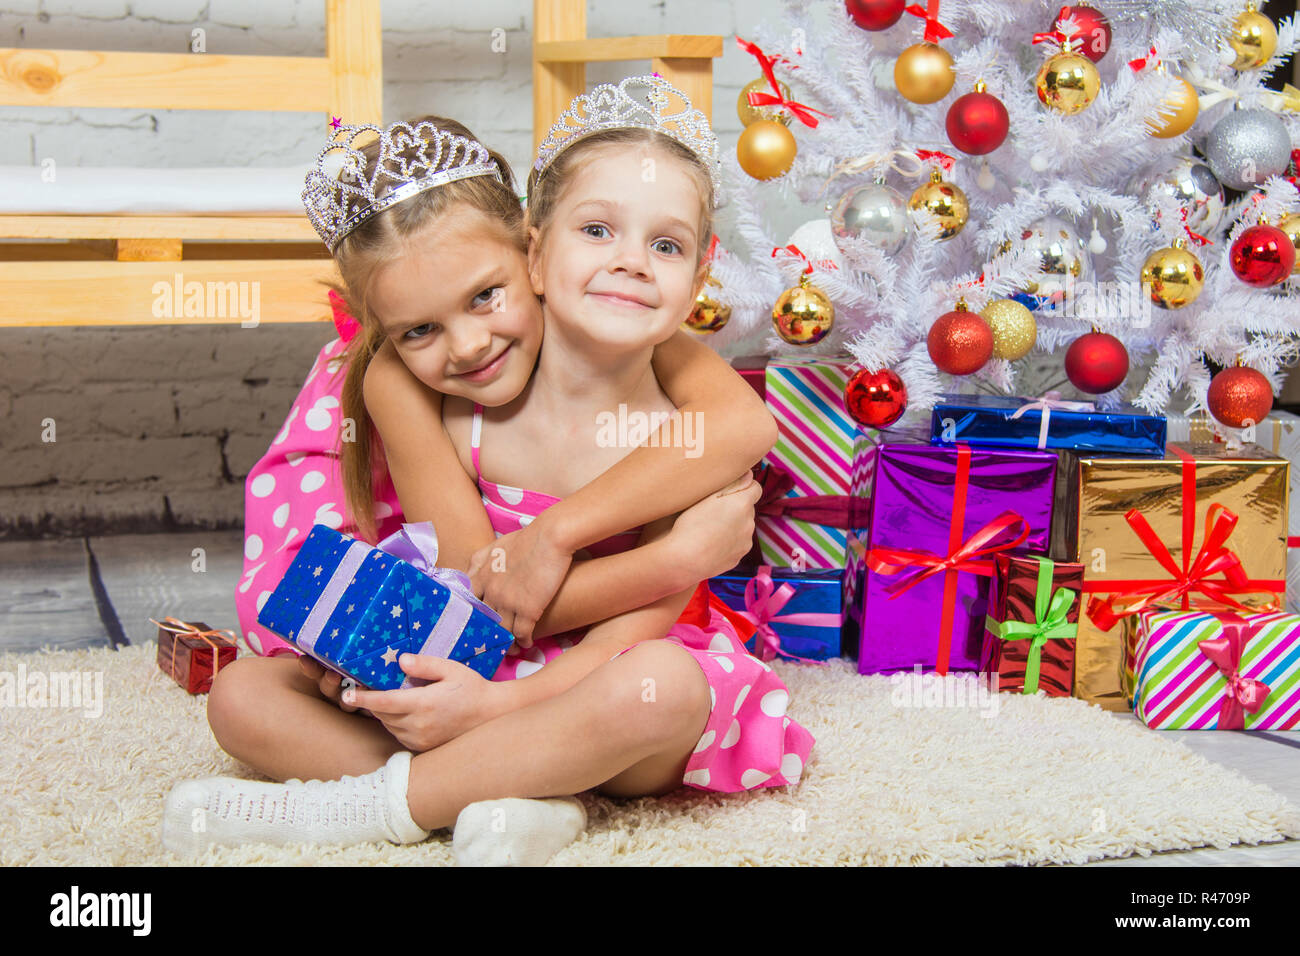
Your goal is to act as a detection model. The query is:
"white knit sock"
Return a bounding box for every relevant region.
[452,796,587,867]
[161,751,430,856]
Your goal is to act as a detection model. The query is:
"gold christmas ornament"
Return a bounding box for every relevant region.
[683,274,731,333]
[894,42,955,104]
[737,119,797,180]
[980,298,1037,360]
[1140,240,1205,309]
[1146,74,1199,138]
[772,272,835,346]
[1035,49,1101,114]
[737,77,792,127]
[1228,3,1277,70]
[1277,213,1300,275]
[908,168,969,239]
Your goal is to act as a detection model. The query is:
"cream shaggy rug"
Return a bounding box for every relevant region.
[2,643,1297,866]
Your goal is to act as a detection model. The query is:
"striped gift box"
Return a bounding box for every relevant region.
[1166,411,1300,612]
[756,356,871,570]
[1132,608,1300,729]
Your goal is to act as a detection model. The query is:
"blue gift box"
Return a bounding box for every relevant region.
[257,523,514,689]
[929,393,1166,456]
[708,565,845,661]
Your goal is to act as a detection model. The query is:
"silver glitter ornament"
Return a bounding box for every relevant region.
[1129,155,1225,234]
[828,181,911,258]
[1203,108,1291,191]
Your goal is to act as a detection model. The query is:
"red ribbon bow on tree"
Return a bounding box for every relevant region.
[771,243,839,274]
[1128,46,1160,72]
[905,0,953,43]
[735,37,831,129]
[1197,617,1272,729]
[915,148,955,171]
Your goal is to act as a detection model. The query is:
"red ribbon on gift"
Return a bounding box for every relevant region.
[327,289,361,344]
[1083,445,1284,631]
[864,444,1031,675]
[740,566,840,664]
[905,0,953,43]
[736,37,831,129]
[152,616,237,682]
[1198,616,1272,729]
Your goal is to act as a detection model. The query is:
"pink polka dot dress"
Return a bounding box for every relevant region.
[472,403,815,794]
[236,293,407,657]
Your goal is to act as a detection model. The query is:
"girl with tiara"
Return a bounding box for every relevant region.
[166,77,815,863]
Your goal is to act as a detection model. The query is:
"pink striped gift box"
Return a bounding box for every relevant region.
[1132,608,1300,730]
[756,356,874,571]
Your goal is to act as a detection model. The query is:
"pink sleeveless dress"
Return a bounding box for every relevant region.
[472,403,815,793]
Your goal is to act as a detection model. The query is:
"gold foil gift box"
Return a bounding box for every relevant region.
[1055,442,1288,711]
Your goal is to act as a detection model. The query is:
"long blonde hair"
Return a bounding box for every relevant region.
[328,116,525,543]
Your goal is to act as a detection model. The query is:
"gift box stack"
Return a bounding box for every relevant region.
[713,354,902,662]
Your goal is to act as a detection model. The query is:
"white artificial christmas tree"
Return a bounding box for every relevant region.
[701,0,1300,427]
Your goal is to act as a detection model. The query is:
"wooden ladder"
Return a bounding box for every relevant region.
[532,0,723,151]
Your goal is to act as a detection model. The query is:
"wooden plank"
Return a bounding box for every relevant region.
[0,259,340,327]
[533,0,587,154]
[0,48,332,112]
[327,0,383,125]
[653,56,715,121]
[87,531,247,650]
[115,238,182,262]
[0,216,319,241]
[535,36,724,62]
[0,539,108,653]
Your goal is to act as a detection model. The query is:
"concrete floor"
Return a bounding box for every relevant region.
[2,529,1297,866]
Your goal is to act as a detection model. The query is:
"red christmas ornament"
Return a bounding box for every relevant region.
[1065,331,1128,393]
[946,83,1010,155]
[845,367,909,428]
[845,0,906,31]
[1060,4,1111,63]
[1230,222,1295,287]
[928,303,993,376]
[1207,366,1273,428]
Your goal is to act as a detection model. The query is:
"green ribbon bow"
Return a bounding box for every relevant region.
[985,557,1078,694]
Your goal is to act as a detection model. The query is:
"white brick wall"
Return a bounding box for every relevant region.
[0,0,801,537]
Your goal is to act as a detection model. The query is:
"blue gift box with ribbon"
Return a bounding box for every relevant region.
[929,392,1166,456]
[257,522,515,689]
[707,565,845,662]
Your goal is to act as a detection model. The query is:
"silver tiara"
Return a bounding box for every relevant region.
[533,74,721,203]
[303,120,505,252]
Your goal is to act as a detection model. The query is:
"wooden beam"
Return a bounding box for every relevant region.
[115,238,182,262]
[533,0,587,155]
[326,0,383,125]
[0,259,341,327]
[0,48,332,112]
[0,216,319,241]
[652,56,715,122]
[535,36,723,63]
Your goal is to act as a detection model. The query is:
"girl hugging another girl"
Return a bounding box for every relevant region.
[165,76,815,865]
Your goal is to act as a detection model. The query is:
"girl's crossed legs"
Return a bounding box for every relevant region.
[206,637,712,831]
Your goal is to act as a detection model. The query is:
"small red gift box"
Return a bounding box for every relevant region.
[153,617,238,694]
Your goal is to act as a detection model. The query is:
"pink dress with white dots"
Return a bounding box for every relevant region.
[236,293,407,657]
[472,402,815,793]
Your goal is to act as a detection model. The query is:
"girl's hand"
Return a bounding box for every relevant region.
[467,521,574,650]
[297,655,373,718]
[669,473,762,580]
[345,653,509,753]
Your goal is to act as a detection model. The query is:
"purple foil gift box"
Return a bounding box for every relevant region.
[857,443,1057,675]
